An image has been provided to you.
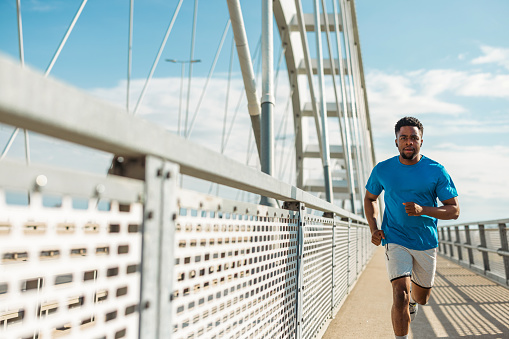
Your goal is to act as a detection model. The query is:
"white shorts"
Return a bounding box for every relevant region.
[384,243,437,288]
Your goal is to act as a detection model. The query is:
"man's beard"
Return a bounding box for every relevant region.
[400,149,417,160]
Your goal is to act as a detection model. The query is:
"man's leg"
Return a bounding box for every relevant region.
[410,247,437,306]
[411,282,432,305]
[391,276,411,337]
[385,244,414,337]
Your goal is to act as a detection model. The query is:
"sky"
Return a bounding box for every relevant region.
[0,0,508,223]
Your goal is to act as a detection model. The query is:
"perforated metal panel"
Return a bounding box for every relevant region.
[0,162,374,339]
[301,215,333,339]
[0,162,144,339]
[348,226,358,286]
[172,190,300,339]
[333,221,349,311]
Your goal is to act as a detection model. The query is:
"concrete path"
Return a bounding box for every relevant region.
[323,246,509,339]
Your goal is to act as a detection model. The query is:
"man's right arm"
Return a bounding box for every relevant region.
[364,190,384,246]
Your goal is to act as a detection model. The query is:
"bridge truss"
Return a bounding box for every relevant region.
[0,0,376,338]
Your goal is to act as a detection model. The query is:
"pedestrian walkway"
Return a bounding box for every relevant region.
[323,246,509,338]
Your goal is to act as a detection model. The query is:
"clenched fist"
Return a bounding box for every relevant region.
[371,229,385,246]
[403,202,423,216]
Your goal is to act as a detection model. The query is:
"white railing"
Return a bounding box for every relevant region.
[0,54,375,338]
[438,219,509,287]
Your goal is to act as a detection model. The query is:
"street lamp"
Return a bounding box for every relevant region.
[165,58,201,137]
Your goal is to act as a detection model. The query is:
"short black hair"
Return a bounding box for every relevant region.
[395,116,423,136]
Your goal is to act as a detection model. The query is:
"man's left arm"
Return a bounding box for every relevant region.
[403,197,460,220]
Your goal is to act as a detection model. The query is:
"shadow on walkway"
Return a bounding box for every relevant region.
[323,246,509,339]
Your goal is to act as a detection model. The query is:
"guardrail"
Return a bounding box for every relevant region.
[437,219,509,287]
[0,54,374,338]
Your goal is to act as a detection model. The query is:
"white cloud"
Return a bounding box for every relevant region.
[366,63,509,140]
[85,56,509,222]
[471,45,509,71]
[418,69,466,96]
[424,144,509,222]
[366,70,465,135]
[0,125,112,174]
[368,68,509,108]
[424,118,509,136]
[89,74,296,181]
[456,73,509,98]
[366,58,509,222]
[371,142,509,223]
[426,143,509,199]
[367,71,465,117]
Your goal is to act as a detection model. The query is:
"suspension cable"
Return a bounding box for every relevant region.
[281,140,295,184]
[3,0,88,162]
[0,129,20,162]
[341,0,364,211]
[182,0,200,137]
[321,0,356,206]
[221,37,235,153]
[126,0,134,113]
[45,0,88,76]
[209,36,236,196]
[273,43,287,100]
[273,41,291,177]
[132,0,184,116]
[223,36,261,155]
[277,90,293,178]
[18,0,30,165]
[332,0,356,212]
[235,129,253,201]
[16,0,24,66]
[186,19,231,139]
[222,84,244,153]
[272,42,289,174]
[210,36,262,196]
[1,0,29,164]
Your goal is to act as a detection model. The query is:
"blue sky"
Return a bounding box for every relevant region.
[1,0,508,222]
[355,0,509,222]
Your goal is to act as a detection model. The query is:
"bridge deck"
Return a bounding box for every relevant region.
[324,246,509,338]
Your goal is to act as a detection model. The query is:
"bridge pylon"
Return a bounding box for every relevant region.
[274,0,375,214]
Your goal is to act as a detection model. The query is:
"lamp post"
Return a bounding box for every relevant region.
[165,59,201,137]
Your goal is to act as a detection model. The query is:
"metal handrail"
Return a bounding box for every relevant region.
[0,54,364,223]
[438,218,509,227]
[437,219,509,286]
[439,239,509,257]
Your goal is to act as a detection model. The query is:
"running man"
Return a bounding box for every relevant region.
[364,117,460,339]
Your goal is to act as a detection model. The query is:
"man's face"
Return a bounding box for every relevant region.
[396,126,423,160]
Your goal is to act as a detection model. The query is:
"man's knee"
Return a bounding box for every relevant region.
[393,289,410,307]
[413,292,430,305]
[392,280,410,309]
[411,283,432,305]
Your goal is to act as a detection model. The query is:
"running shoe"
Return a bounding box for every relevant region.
[409,302,418,321]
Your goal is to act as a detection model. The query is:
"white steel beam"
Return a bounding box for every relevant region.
[289,13,340,32]
[312,0,333,203]
[297,58,348,75]
[332,0,357,212]
[348,0,376,167]
[226,0,262,158]
[293,0,325,163]
[340,0,364,211]
[272,1,306,189]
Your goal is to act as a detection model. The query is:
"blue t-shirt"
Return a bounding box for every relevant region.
[365,155,458,250]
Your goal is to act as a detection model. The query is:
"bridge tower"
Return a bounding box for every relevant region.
[273,0,376,214]
[0,2,379,338]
